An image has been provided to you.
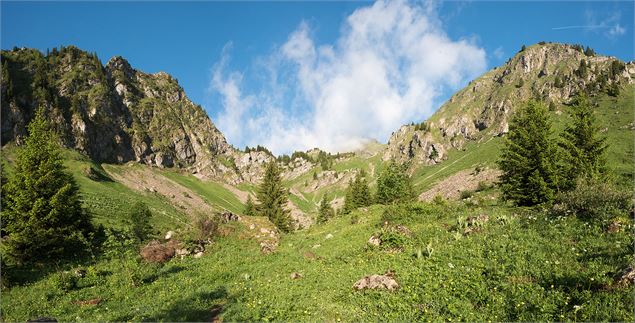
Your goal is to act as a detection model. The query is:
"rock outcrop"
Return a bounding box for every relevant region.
[384,42,634,165]
[1,46,240,182]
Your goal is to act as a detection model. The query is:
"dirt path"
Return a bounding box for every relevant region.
[104,166,217,217]
[418,168,501,201]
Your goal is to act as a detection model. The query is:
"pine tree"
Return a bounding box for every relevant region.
[558,94,607,191]
[375,161,413,204]
[243,195,256,216]
[498,100,560,206]
[256,161,292,232]
[343,171,372,214]
[2,109,93,264]
[317,194,334,224]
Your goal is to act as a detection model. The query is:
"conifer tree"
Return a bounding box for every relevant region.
[558,94,607,190]
[243,195,256,216]
[498,100,560,206]
[2,109,93,264]
[256,161,292,232]
[317,194,335,224]
[128,201,152,242]
[343,170,372,214]
[375,161,413,204]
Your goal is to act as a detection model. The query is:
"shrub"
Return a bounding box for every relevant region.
[376,160,413,204]
[379,230,408,250]
[553,179,631,222]
[51,271,78,292]
[191,214,219,241]
[460,190,474,200]
[128,201,153,242]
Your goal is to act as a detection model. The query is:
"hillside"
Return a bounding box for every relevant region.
[1,42,633,322]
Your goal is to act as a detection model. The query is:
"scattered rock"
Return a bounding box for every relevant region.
[220,211,240,222]
[175,248,190,258]
[249,224,256,230]
[73,268,86,278]
[467,214,489,226]
[260,241,277,254]
[353,271,399,291]
[72,298,102,306]
[140,240,175,263]
[463,226,481,236]
[312,244,321,249]
[260,228,270,234]
[290,272,303,280]
[607,221,623,233]
[367,235,381,247]
[165,230,175,240]
[325,233,334,239]
[616,266,635,286]
[193,251,204,259]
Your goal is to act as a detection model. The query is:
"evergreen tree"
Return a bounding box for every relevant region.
[498,100,560,206]
[2,109,93,264]
[317,194,335,224]
[128,201,152,242]
[558,94,607,190]
[256,161,292,232]
[243,195,256,216]
[343,171,372,214]
[375,161,413,204]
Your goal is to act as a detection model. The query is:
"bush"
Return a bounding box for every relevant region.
[191,214,219,241]
[379,230,408,250]
[128,202,152,242]
[51,271,78,292]
[376,161,413,204]
[553,179,631,222]
[460,190,474,200]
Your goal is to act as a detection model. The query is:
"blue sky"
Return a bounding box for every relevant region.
[2,1,633,154]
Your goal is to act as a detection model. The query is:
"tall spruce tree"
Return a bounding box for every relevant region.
[558,94,607,190]
[498,100,560,206]
[375,160,413,204]
[2,109,93,264]
[317,194,335,224]
[343,171,372,214]
[256,161,292,232]
[243,195,256,216]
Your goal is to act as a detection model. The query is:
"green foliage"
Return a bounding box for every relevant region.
[375,160,413,204]
[553,75,563,88]
[498,100,559,206]
[576,59,588,79]
[520,44,526,52]
[243,195,256,216]
[553,178,631,223]
[414,121,430,132]
[584,46,596,56]
[51,271,78,292]
[516,78,524,88]
[558,94,608,190]
[127,201,153,242]
[256,161,292,232]
[1,109,93,264]
[342,171,372,214]
[317,194,335,224]
[317,150,334,170]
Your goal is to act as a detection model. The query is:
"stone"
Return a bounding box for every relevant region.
[290,272,303,280]
[353,271,399,291]
[368,235,381,246]
[249,224,256,230]
[165,230,175,240]
[617,266,635,286]
[312,244,321,249]
[325,233,333,239]
[193,252,204,259]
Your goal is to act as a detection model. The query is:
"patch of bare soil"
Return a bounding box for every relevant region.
[221,182,251,203]
[287,199,312,229]
[104,166,216,216]
[418,168,501,201]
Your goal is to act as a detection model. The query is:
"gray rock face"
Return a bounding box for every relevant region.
[1,47,239,181]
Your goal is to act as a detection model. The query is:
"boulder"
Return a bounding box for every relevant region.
[140,240,175,263]
[368,235,381,246]
[353,271,399,291]
[290,272,303,280]
[617,266,635,286]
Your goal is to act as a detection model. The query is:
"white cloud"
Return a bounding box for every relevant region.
[210,0,486,155]
[608,23,625,37]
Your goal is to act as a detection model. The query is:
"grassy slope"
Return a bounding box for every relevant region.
[3,200,632,321]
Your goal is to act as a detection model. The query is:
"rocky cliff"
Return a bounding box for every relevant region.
[1,46,241,181]
[384,42,635,165]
